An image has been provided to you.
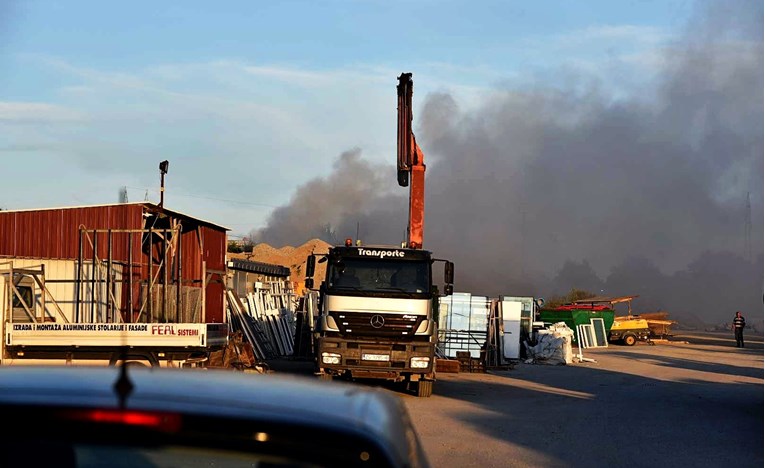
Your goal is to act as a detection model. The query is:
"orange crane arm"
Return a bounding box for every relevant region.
[397,73,425,249]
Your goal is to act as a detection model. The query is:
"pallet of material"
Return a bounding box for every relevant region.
[467,358,485,373]
[436,358,461,373]
[455,351,485,373]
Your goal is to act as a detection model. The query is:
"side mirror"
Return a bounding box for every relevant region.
[444,284,454,296]
[444,261,454,285]
[305,278,314,289]
[306,255,316,278]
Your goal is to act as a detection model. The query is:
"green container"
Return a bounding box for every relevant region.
[538,309,615,343]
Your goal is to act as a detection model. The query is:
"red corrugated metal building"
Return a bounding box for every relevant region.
[0,202,228,323]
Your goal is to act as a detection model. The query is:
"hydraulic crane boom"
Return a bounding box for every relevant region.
[397,72,425,249]
[304,72,454,396]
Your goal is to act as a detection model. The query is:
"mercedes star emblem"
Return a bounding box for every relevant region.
[370,315,385,328]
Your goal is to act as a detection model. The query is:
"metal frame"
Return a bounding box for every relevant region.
[71,224,201,324]
[0,264,69,324]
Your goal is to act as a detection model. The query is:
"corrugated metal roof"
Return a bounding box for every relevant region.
[0,202,230,324]
[227,259,290,277]
[1,202,230,231]
[0,204,144,260]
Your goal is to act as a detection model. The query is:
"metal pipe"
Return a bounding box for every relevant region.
[148,229,153,322]
[177,227,182,323]
[201,261,206,323]
[76,229,83,321]
[160,172,165,208]
[107,229,113,322]
[128,231,133,324]
[39,264,46,322]
[91,229,97,322]
[5,266,10,324]
[163,228,168,322]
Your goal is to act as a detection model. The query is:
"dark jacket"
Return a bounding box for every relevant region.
[733,315,746,329]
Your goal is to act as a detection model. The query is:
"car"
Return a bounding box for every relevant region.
[0,365,430,468]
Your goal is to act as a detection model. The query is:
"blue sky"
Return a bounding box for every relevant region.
[1,0,696,235]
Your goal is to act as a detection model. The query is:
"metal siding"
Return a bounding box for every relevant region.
[206,282,225,323]
[181,227,202,285]
[0,205,144,261]
[0,204,228,324]
[201,226,226,323]
[201,226,226,271]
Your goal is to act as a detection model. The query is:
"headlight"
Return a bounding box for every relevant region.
[410,357,430,369]
[322,352,341,365]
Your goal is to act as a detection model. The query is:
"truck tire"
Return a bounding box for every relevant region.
[109,352,159,368]
[623,334,637,346]
[416,380,433,398]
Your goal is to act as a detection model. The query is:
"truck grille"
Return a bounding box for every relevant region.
[329,311,425,339]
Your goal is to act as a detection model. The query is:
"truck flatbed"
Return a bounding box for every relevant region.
[6,322,228,349]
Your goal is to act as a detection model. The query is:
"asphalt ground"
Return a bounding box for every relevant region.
[402,332,763,468]
[269,331,763,468]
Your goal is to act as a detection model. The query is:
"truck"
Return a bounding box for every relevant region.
[303,73,454,397]
[0,216,230,368]
[1,262,228,367]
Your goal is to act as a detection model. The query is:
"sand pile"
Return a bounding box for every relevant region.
[241,238,332,295]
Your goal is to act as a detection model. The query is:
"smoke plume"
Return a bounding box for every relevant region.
[254,0,763,326]
[254,148,406,246]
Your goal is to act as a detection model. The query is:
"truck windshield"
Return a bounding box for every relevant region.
[328,259,430,294]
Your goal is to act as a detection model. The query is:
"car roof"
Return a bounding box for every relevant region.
[0,366,422,466]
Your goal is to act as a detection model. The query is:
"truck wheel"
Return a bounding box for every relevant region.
[416,380,433,398]
[623,334,637,346]
[110,352,159,368]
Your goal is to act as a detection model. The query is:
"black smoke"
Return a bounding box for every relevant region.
[254,0,763,327]
[254,148,406,247]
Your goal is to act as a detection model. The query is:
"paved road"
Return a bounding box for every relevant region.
[400,332,763,468]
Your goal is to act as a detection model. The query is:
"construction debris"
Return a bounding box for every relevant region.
[225,281,296,363]
[208,331,268,373]
[524,322,574,365]
[455,351,485,373]
[637,312,678,339]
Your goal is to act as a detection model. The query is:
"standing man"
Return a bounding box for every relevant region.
[732,311,746,348]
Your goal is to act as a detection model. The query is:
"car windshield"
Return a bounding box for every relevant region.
[328,259,430,294]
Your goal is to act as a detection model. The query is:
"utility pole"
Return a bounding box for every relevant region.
[118,186,129,204]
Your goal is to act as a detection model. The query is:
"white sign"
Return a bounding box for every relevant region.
[6,323,228,348]
[362,353,390,362]
[357,248,405,259]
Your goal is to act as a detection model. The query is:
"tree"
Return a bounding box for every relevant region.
[544,288,597,308]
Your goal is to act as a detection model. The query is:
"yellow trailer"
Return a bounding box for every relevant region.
[609,317,652,346]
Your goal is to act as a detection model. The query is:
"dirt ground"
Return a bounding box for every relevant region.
[401,331,764,468]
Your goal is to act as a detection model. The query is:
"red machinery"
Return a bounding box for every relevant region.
[397,73,425,249]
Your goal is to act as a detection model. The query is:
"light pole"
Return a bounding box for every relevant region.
[159,160,169,208]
